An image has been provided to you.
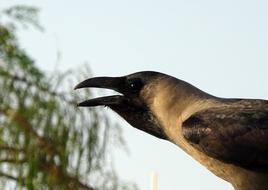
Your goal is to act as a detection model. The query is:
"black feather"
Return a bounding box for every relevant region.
[182,99,268,171]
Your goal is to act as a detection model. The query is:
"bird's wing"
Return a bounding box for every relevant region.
[182,103,268,171]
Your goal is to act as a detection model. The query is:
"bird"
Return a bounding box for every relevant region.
[74,71,268,190]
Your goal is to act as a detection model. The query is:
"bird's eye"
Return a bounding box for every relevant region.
[130,82,136,88]
[127,79,143,93]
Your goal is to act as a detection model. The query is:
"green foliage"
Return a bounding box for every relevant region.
[0,5,137,190]
[1,5,43,30]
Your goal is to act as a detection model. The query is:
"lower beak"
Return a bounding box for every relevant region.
[77,95,125,107]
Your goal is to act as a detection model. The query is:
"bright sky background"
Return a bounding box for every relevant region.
[2,0,268,189]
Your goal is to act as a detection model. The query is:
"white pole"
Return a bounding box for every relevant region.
[150,172,158,190]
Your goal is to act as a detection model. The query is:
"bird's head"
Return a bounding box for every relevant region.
[74,71,170,140]
[75,71,211,141]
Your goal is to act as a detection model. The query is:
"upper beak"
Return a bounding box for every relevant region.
[74,76,125,107]
[74,77,123,91]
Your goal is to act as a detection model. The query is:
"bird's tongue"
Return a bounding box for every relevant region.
[77,95,125,107]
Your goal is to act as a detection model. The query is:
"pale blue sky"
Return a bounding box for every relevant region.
[2,0,268,189]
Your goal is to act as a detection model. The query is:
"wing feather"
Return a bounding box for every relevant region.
[182,100,268,171]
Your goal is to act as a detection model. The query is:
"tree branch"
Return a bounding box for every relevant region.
[0,171,26,186]
[0,145,24,153]
[41,162,96,190]
[0,108,59,155]
[0,158,26,164]
[0,109,96,190]
[1,69,76,105]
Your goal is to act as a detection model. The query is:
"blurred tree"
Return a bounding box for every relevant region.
[0,5,137,190]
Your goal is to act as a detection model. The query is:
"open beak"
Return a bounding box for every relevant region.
[74,77,126,107]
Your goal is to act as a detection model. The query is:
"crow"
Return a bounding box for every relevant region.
[75,71,268,190]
